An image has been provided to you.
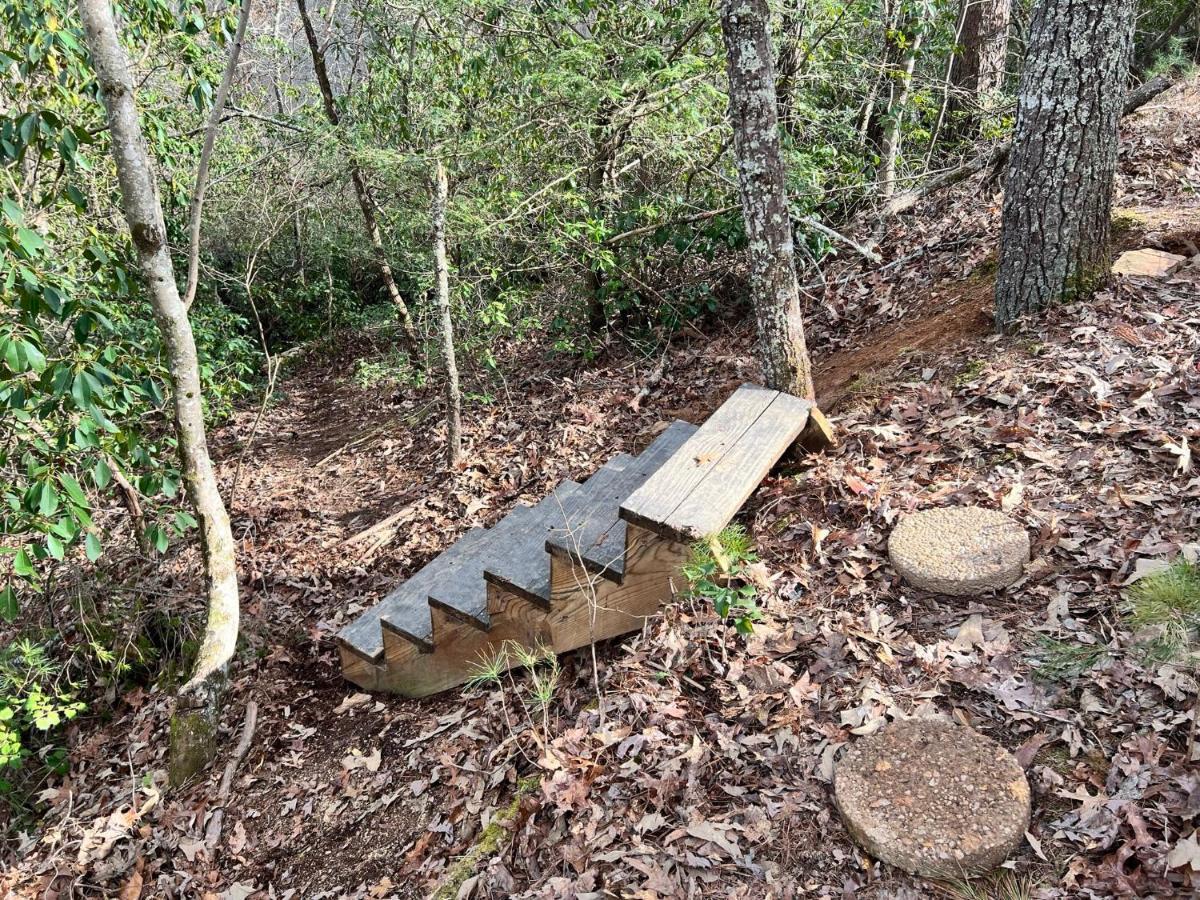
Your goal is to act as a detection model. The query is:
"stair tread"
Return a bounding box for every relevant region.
[620,384,811,542]
[337,526,488,662]
[482,481,582,605]
[546,420,699,580]
[432,466,632,626]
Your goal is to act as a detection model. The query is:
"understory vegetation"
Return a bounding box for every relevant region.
[2,0,1200,895]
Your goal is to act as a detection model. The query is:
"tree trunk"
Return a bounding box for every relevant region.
[994,0,1136,331]
[878,16,924,200]
[78,0,240,785]
[951,0,1012,119]
[719,0,815,400]
[431,160,461,466]
[295,0,423,365]
[182,0,253,309]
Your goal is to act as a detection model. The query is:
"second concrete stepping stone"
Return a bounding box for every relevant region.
[833,718,1031,878]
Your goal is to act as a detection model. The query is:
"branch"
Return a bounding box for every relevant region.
[797,214,882,264]
[883,73,1180,218]
[203,700,258,849]
[182,0,254,310]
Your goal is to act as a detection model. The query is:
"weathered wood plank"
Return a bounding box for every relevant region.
[338,526,487,662]
[483,481,580,606]
[619,383,781,538]
[547,523,690,652]
[546,421,697,581]
[659,391,810,541]
[380,583,552,697]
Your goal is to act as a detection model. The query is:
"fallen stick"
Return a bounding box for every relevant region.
[204,700,258,849]
[630,353,669,411]
[798,215,882,264]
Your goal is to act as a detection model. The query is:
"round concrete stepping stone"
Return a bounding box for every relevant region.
[888,506,1029,596]
[833,719,1031,878]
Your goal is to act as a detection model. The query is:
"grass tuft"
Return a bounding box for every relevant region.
[1125,559,1200,665]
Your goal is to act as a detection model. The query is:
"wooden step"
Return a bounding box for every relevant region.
[382,497,549,650]
[482,481,582,607]
[427,482,587,628]
[545,420,699,581]
[620,384,811,542]
[337,526,488,664]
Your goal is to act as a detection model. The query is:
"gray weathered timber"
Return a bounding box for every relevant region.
[660,392,810,541]
[545,421,698,580]
[994,0,1137,329]
[339,527,488,661]
[483,482,582,606]
[620,385,810,542]
[718,0,815,399]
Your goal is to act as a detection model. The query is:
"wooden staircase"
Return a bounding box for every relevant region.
[338,384,815,696]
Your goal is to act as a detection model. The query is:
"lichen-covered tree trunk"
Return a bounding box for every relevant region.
[431,160,461,466]
[994,0,1136,331]
[952,0,1012,116]
[878,16,924,201]
[78,0,240,784]
[295,0,423,365]
[718,0,815,400]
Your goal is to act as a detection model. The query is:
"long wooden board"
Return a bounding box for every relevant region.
[619,384,810,542]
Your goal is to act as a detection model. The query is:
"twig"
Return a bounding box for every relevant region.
[797,215,882,264]
[203,700,258,849]
[629,353,669,411]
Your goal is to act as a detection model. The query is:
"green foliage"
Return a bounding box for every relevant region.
[1028,635,1113,682]
[1,0,261,618]
[683,525,764,635]
[0,638,83,779]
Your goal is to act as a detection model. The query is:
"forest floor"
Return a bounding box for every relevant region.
[3,79,1200,900]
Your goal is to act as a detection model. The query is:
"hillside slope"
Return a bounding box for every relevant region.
[3,77,1198,900]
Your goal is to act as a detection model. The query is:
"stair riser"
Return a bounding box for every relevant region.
[546,523,690,651]
[340,646,387,692]
[377,584,552,697]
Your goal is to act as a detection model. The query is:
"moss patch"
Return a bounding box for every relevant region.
[430,775,541,900]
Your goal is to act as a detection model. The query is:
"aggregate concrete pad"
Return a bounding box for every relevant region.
[888,506,1029,596]
[833,718,1031,878]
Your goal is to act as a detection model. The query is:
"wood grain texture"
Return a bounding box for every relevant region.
[379,584,552,697]
[546,421,696,581]
[547,523,689,653]
[660,391,809,540]
[338,526,487,662]
[620,384,810,542]
[483,481,581,606]
[619,384,779,533]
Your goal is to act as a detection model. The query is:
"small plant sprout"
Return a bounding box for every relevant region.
[682,525,765,635]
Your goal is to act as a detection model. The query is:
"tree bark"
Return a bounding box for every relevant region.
[878,14,924,200]
[295,0,423,365]
[994,0,1137,331]
[719,0,815,400]
[182,0,253,310]
[78,0,240,784]
[950,0,1012,120]
[431,160,461,466]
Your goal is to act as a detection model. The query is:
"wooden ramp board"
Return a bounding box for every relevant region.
[619,384,811,543]
[545,420,698,581]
